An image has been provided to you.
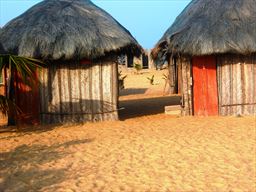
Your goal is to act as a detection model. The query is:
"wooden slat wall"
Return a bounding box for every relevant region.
[178,56,193,116]
[217,54,256,115]
[168,57,176,94]
[39,56,118,124]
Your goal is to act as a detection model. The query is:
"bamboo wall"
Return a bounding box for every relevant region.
[178,56,193,116]
[217,54,256,115]
[168,56,193,115]
[168,57,176,94]
[168,57,184,95]
[39,56,118,124]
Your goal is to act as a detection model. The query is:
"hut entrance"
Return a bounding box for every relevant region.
[118,67,180,120]
[127,54,134,68]
[192,56,218,116]
[142,53,149,69]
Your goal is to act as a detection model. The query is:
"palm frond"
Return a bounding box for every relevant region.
[0,54,44,88]
[0,95,21,115]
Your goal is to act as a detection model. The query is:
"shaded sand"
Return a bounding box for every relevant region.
[119,96,180,120]
[0,115,255,192]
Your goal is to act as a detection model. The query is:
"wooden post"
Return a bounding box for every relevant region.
[180,56,193,116]
[168,57,176,94]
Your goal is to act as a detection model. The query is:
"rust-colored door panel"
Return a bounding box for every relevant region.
[14,70,40,125]
[192,56,218,116]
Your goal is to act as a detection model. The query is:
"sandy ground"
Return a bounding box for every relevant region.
[119,68,171,100]
[0,115,255,192]
[0,69,256,192]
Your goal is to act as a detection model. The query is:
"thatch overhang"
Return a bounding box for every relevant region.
[0,28,5,54]
[152,0,256,59]
[0,43,6,54]
[0,0,142,61]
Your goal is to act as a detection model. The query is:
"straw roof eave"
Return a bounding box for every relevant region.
[0,0,142,60]
[152,0,256,59]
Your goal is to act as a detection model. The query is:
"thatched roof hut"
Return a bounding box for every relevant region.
[153,0,256,57]
[0,0,140,59]
[0,0,142,124]
[153,0,256,116]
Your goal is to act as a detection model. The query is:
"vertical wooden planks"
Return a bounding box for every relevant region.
[59,64,69,123]
[101,59,113,121]
[180,56,192,116]
[253,55,256,115]
[217,54,256,116]
[168,57,176,94]
[80,61,92,122]
[177,61,182,94]
[91,60,102,121]
[186,57,192,115]
[39,67,48,123]
[111,56,118,120]
[218,55,232,115]
[234,55,243,114]
[50,64,61,123]
[244,56,252,114]
[217,56,222,115]
[69,61,82,122]
[39,57,118,124]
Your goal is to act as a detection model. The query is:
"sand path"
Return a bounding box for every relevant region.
[0,115,255,192]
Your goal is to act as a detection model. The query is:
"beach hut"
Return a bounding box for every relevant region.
[152,0,256,116]
[0,0,141,124]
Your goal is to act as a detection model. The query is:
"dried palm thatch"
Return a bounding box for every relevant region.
[0,0,141,60]
[0,28,5,54]
[152,0,256,58]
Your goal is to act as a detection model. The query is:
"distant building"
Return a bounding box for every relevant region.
[118,49,156,70]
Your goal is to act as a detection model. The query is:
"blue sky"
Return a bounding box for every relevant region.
[0,0,191,49]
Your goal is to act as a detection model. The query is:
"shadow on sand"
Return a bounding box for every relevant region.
[119,88,148,96]
[119,95,181,120]
[0,139,94,191]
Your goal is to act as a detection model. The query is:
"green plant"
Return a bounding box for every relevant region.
[133,63,142,74]
[162,73,171,94]
[162,74,169,81]
[147,75,155,85]
[118,71,127,90]
[0,54,43,125]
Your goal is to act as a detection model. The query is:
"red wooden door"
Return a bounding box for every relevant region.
[14,70,40,125]
[192,56,218,116]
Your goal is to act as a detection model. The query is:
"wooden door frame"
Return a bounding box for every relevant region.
[192,55,219,116]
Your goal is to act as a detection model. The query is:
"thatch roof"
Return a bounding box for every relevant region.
[0,28,5,54]
[152,0,256,58]
[0,0,141,60]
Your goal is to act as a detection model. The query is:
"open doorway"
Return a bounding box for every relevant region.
[117,54,181,120]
